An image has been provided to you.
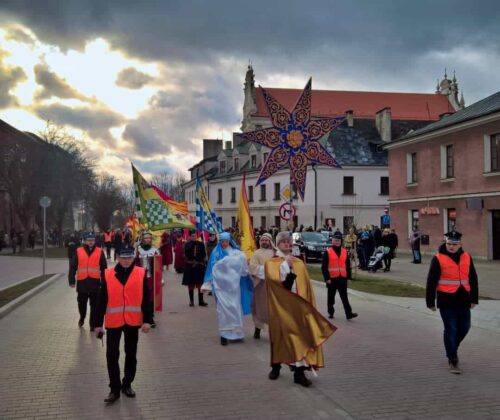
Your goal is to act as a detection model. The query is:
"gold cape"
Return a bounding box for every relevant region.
[265,257,337,368]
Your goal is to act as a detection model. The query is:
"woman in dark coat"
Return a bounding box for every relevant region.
[182,230,208,307]
[381,228,397,272]
[160,230,173,269]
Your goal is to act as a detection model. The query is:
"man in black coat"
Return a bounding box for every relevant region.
[182,230,208,307]
[426,231,479,374]
[69,232,107,330]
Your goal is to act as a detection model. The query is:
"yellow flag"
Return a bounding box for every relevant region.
[237,174,257,259]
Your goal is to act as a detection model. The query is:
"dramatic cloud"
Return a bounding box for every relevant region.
[0,49,27,109]
[116,67,154,89]
[4,25,35,45]
[32,103,125,140]
[34,62,95,102]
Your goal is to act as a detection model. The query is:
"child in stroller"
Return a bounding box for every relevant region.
[367,246,386,272]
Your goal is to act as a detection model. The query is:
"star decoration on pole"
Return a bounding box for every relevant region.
[240,78,344,200]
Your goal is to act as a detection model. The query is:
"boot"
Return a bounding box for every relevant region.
[253,327,261,339]
[268,364,281,380]
[293,367,312,387]
[198,292,208,307]
[189,290,194,307]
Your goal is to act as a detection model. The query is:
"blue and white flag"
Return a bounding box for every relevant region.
[195,177,224,234]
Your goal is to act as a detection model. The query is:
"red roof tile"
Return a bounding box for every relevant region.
[254,88,454,121]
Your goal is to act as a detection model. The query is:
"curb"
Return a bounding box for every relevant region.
[0,273,62,320]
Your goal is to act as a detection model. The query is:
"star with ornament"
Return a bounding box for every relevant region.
[240,78,344,200]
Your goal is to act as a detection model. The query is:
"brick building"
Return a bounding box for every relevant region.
[383,91,500,259]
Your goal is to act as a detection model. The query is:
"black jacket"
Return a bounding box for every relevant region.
[92,263,153,328]
[426,243,479,308]
[68,245,107,293]
[321,246,352,281]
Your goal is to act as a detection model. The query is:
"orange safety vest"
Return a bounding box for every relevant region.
[103,232,112,242]
[76,247,102,281]
[327,247,348,278]
[436,252,471,293]
[105,266,145,328]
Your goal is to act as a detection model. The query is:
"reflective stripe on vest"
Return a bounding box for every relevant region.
[105,266,144,328]
[76,247,102,280]
[436,252,471,293]
[327,247,348,278]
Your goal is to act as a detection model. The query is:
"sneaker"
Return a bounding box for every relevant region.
[448,360,462,374]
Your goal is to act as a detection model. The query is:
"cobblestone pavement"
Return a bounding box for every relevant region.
[1,269,499,419]
[0,256,69,289]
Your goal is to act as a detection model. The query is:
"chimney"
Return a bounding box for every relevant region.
[375,107,391,142]
[225,141,232,150]
[203,139,223,159]
[345,110,354,128]
[232,133,244,149]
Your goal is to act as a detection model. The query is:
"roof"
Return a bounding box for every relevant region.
[0,119,46,146]
[253,88,454,121]
[397,90,500,140]
[187,155,217,171]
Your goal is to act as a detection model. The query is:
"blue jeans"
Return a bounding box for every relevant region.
[439,307,471,361]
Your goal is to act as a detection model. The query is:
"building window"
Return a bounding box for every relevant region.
[263,152,269,164]
[446,145,454,178]
[260,184,266,201]
[380,177,389,195]
[260,216,266,229]
[230,187,236,203]
[234,157,239,172]
[274,216,281,230]
[231,216,236,228]
[251,155,257,168]
[219,160,226,174]
[343,176,354,195]
[446,208,457,232]
[491,133,500,172]
[248,185,253,202]
[410,209,419,231]
[407,152,418,184]
[217,189,222,204]
[274,183,281,200]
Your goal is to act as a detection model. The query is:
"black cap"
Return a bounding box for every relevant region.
[445,231,462,243]
[118,245,135,257]
[332,231,343,241]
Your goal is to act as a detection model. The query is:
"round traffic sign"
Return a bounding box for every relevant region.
[39,196,51,208]
[279,202,296,221]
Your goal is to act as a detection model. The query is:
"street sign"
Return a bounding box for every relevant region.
[39,196,51,208]
[280,184,291,201]
[279,202,296,221]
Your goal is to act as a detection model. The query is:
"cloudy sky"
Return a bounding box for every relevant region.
[0,0,499,180]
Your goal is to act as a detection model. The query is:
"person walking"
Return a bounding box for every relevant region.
[426,231,479,374]
[381,228,397,272]
[113,229,124,261]
[69,232,107,330]
[93,245,153,404]
[410,227,422,264]
[103,229,113,259]
[173,233,186,273]
[159,230,173,270]
[321,231,358,320]
[65,232,80,267]
[182,230,208,307]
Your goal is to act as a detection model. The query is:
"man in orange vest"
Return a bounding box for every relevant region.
[93,245,153,404]
[69,232,107,330]
[426,231,479,374]
[103,229,113,259]
[321,231,358,320]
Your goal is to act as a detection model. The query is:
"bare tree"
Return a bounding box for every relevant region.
[88,175,126,231]
[150,170,187,202]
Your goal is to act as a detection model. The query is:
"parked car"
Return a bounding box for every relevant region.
[292,231,330,262]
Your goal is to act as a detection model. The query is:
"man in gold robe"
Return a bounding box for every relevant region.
[265,231,336,387]
[249,233,275,339]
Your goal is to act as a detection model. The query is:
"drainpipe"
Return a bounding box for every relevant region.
[312,164,318,230]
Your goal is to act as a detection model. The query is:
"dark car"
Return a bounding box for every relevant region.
[292,232,329,262]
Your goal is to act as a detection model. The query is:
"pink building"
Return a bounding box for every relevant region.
[384,91,500,260]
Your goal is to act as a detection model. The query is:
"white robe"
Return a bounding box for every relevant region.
[211,248,249,340]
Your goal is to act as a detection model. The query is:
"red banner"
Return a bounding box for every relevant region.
[153,255,163,312]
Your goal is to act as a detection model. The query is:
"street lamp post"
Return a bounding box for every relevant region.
[312,164,318,230]
[39,196,51,277]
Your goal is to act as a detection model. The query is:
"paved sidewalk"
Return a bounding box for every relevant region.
[0,256,69,290]
[1,270,499,419]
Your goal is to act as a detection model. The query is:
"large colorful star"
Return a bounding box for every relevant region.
[240,78,344,201]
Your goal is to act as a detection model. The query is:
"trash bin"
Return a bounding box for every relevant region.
[421,234,430,245]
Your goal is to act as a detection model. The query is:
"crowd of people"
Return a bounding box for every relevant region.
[60,221,479,403]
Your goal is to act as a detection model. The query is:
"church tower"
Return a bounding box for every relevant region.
[241,64,258,132]
[437,69,465,111]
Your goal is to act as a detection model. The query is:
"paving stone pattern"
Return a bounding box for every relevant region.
[0,270,499,419]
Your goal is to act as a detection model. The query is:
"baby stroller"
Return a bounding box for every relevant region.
[367,246,385,272]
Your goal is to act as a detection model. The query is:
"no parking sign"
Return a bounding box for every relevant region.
[279,202,296,221]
